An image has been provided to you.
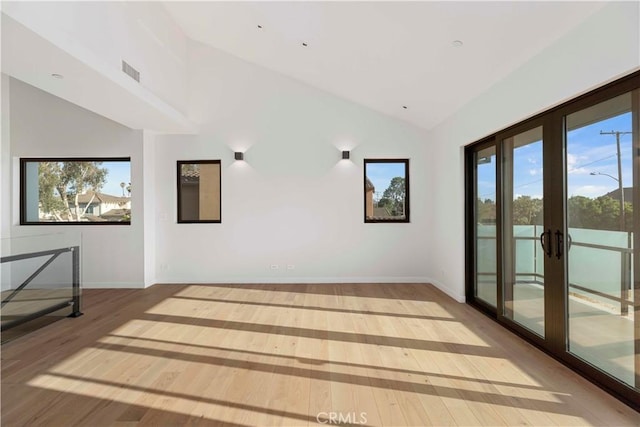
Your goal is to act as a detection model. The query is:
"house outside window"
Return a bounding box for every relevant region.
[20,158,132,225]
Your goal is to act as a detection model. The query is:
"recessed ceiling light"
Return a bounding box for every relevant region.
[402,106,408,110]
[257,25,263,29]
[51,73,64,79]
[302,42,308,47]
[452,40,463,48]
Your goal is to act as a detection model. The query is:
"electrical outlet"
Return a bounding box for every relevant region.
[270,264,279,270]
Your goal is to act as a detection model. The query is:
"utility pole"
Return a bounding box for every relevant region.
[600,130,631,231]
[599,130,631,317]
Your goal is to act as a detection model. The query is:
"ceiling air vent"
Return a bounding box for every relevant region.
[121,60,140,82]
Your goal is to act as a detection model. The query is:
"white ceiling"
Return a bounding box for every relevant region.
[1,13,195,134]
[164,1,607,130]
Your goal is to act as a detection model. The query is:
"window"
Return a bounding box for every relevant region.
[364,159,410,223]
[20,158,131,225]
[465,70,640,409]
[177,160,221,223]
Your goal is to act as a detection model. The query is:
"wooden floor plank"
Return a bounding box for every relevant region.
[2,283,638,426]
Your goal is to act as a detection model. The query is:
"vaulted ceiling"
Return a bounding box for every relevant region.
[163,1,606,130]
[2,2,609,133]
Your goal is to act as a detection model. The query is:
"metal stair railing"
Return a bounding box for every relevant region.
[1,245,82,332]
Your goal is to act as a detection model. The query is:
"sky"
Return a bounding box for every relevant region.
[566,111,632,198]
[366,162,406,199]
[100,161,131,197]
[477,110,632,202]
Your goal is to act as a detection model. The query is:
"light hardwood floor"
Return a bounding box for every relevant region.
[1,289,72,321]
[1,283,638,426]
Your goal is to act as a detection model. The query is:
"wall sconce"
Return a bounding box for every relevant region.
[234,152,244,161]
[342,151,350,160]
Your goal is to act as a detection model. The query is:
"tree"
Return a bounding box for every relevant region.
[594,196,624,231]
[511,196,543,225]
[477,194,632,231]
[568,195,632,232]
[377,196,390,206]
[39,161,108,221]
[477,198,496,224]
[382,177,406,216]
[623,200,633,231]
[38,162,65,219]
[180,163,199,175]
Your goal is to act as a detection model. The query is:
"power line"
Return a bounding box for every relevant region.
[477,151,621,199]
[572,153,617,169]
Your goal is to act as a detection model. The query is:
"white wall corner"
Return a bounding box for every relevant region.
[142,130,157,288]
[0,74,11,239]
[8,78,145,287]
[427,2,640,306]
[426,277,466,303]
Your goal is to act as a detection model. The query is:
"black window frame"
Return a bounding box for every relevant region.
[177,160,222,224]
[20,157,132,226]
[363,158,410,223]
[464,70,640,411]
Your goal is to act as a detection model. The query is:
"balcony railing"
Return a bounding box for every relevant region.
[1,233,83,340]
[477,225,633,315]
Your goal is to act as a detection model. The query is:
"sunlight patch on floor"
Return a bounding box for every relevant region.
[6,284,636,426]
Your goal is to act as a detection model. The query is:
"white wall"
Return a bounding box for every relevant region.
[142,130,157,288]
[149,41,434,287]
[1,75,11,239]
[1,75,12,290]
[6,77,145,288]
[427,2,640,301]
[4,2,637,298]
[2,1,188,114]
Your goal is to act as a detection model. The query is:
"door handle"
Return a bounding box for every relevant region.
[555,230,563,259]
[540,229,552,258]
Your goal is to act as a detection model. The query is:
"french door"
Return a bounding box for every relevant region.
[501,123,548,340]
[467,71,640,409]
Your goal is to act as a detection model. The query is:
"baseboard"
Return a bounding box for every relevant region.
[83,282,145,289]
[149,276,466,303]
[84,278,466,301]
[426,277,466,303]
[153,276,432,285]
[144,277,157,289]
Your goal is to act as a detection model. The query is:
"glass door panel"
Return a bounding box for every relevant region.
[474,147,497,307]
[565,92,636,386]
[503,126,545,337]
[466,72,640,406]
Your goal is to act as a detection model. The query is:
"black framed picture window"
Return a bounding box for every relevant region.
[20,157,131,225]
[364,159,410,223]
[177,160,222,223]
